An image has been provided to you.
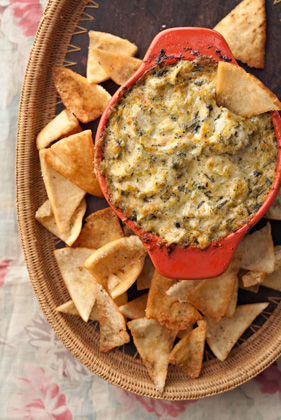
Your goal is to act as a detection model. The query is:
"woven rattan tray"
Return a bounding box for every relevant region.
[16,0,281,400]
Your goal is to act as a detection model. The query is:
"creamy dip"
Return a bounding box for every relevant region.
[99,59,277,249]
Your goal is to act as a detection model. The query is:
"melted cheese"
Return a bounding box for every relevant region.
[101,59,277,249]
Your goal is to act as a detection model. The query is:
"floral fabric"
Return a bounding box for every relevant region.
[1,1,281,419]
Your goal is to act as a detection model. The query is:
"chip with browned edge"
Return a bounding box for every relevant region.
[36,109,81,150]
[265,190,281,220]
[186,253,241,322]
[45,130,103,197]
[87,31,138,84]
[216,62,281,118]
[214,0,266,68]
[35,199,86,246]
[136,256,155,290]
[166,280,203,302]
[206,303,268,361]
[54,248,97,322]
[84,236,146,299]
[224,277,238,318]
[39,149,86,234]
[73,208,124,249]
[128,318,176,393]
[91,49,142,85]
[146,271,202,330]
[95,283,130,352]
[169,320,207,378]
[53,67,111,123]
[119,293,148,319]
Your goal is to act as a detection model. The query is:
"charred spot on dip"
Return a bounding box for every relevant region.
[99,59,277,249]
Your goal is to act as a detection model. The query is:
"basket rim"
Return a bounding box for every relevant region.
[15,0,281,400]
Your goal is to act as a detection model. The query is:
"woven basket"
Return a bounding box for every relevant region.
[16,0,281,400]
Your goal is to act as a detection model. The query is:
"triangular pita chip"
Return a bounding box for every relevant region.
[119,293,148,319]
[127,318,176,393]
[186,254,241,322]
[84,236,146,299]
[95,283,130,352]
[166,280,203,302]
[224,277,238,318]
[214,0,266,68]
[54,248,97,322]
[87,31,138,84]
[56,300,99,321]
[216,62,281,118]
[146,271,202,330]
[241,271,266,287]
[265,189,281,220]
[240,223,275,273]
[73,208,124,249]
[35,199,86,246]
[39,149,86,233]
[238,277,260,293]
[169,320,207,378]
[36,109,81,150]
[274,246,281,268]
[262,266,281,291]
[91,49,142,85]
[206,303,268,361]
[44,130,103,197]
[53,67,111,123]
[136,256,155,290]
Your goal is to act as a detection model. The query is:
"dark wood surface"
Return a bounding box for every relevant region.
[58,0,281,352]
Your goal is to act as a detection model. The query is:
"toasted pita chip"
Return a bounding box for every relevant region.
[35,199,86,246]
[146,271,202,330]
[87,31,138,84]
[54,248,97,322]
[44,130,103,197]
[265,189,281,220]
[36,109,81,150]
[176,326,193,339]
[274,246,281,268]
[74,208,124,249]
[166,280,203,302]
[214,0,266,68]
[95,283,130,352]
[224,277,238,318]
[53,67,111,123]
[242,271,266,287]
[127,318,176,393]
[238,277,260,293]
[169,320,207,378]
[186,254,241,322]
[56,292,127,322]
[216,62,281,118]
[136,256,155,290]
[262,266,281,291]
[57,300,99,321]
[119,294,148,319]
[274,0,281,4]
[91,49,142,85]
[240,223,275,273]
[206,303,268,361]
[84,236,146,299]
[39,149,86,233]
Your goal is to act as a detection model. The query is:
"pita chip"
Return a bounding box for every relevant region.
[87,31,138,84]
[73,208,124,249]
[91,49,142,85]
[265,189,281,220]
[224,277,238,318]
[119,294,148,319]
[206,303,268,361]
[35,199,86,246]
[262,266,281,292]
[53,67,111,123]
[128,318,176,393]
[44,130,103,197]
[166,280,203,302]
[36,109,81,150]
[54,248,97,322]
[216,62,281,118]
[136,256,155,290]
[39,149,86,233]
[56,300,99,321]
[214,0,266,68]
[169,320,207,378]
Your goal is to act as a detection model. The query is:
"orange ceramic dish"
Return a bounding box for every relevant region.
[95,27,281,280]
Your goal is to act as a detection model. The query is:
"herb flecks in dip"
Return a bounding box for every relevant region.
[100,59,277,249]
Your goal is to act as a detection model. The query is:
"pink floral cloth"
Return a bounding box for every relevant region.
[1,1,281,418]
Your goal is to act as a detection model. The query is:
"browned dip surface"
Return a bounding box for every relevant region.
[99,59,277,249]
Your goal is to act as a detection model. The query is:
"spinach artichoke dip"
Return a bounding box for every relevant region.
[99,59,277,249]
